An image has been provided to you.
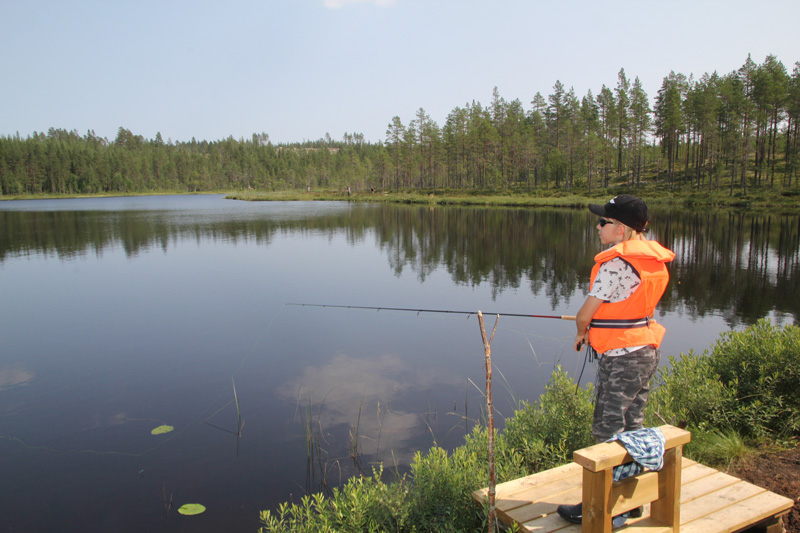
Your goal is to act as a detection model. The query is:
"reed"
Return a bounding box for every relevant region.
[349,393,365,476]
[232,378,243,437]
[162,483,173,519]
[203,378,245,456]
[296,389,344,497]
[204,378,244,436]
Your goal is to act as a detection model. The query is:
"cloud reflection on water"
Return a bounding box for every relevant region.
[277,352,463,467]
[0,364,34,391]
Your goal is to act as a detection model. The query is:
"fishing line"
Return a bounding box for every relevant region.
[286,303,576,320]
[575,341,597,394]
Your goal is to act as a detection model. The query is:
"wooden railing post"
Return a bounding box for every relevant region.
[574,425,691,533]
[650,444,682,531]
[582,467,613,533]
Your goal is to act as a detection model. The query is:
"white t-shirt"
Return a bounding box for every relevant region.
[588,257,646,357]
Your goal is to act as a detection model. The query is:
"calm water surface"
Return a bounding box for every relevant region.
[1,195,797,532]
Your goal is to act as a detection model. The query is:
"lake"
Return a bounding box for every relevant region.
[0,194,797,532]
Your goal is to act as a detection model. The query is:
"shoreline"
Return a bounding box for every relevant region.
[3,188,799,212]
[224,188,800,212]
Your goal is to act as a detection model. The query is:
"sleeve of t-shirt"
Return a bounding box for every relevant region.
[588,257,642,303]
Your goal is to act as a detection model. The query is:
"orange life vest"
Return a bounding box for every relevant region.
[587,240,675,355]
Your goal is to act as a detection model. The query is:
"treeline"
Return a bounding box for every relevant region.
[1,54,798,196]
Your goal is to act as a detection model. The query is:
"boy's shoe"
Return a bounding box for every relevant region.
[612,513,629,528]
[556,503,582,524]
[612,506,644,528]
[557,503,642,528]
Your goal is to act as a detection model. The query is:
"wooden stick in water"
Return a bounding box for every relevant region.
[478,311,499,533]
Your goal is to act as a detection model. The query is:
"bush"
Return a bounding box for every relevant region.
[503,366,594,471]
[405,426,530,532]
[645,351,734,432]
[707,319,800,438]
[259,466,411,532]
[406,446,484,532]
[647,319,800,441]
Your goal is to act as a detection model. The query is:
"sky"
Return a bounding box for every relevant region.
[1,0,798,145]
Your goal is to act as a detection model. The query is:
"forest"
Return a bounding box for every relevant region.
[1,54,798,196]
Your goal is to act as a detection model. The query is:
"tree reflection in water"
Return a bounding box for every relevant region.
[2,202,797,327]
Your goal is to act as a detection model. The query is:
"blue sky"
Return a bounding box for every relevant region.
[1,0,798,145]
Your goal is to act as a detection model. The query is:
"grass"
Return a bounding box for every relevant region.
[225,189,607,208]
[689,430,753,469]
[225,185,800,212]
[6,177,799,212]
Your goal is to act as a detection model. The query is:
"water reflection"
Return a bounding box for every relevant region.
[3,201,797,327]
[277,352,453,474]
[0,364,34,392]
[658,210,800,325]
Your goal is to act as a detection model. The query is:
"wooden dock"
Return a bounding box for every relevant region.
[474,430,794,532]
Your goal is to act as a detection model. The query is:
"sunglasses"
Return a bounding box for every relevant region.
[598,218,615,227]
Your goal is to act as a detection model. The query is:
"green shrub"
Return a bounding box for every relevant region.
[645,351,734,432]
[707,319,800,438]
[259,466,411,532]
[647,319,800,441]
[403,425,531,532]
[503,366,594,471]
[406,446,483,532]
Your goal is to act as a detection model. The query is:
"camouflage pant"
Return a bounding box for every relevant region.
[592,346,660,443]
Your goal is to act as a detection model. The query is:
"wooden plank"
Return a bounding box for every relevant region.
[613,516,673,533]
[680,472,742,503]
[503,487,581,525]
[574,441,633,473]
[497,473,582,510]
[521,512,582,532]
[679,461,719,484]
[679,481,766,523]
[574,425,690,472]
[493,472,583,516]
[679,491,795,533]
[498,463,581,493]
[608,471,660,516]
[473,463,581,502]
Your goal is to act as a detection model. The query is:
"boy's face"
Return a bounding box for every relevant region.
[597,218,625,245]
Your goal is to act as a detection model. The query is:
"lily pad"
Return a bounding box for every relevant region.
[150,425,174,435]
[178,503,206,515]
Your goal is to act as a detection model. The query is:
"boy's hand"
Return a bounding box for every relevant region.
[574,334,587,351]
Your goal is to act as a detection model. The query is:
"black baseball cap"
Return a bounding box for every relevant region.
[588,194,649,232]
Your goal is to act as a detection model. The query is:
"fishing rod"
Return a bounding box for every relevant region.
[286,303,576,320]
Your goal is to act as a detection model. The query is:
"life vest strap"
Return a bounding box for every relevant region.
[590,317,650,329]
